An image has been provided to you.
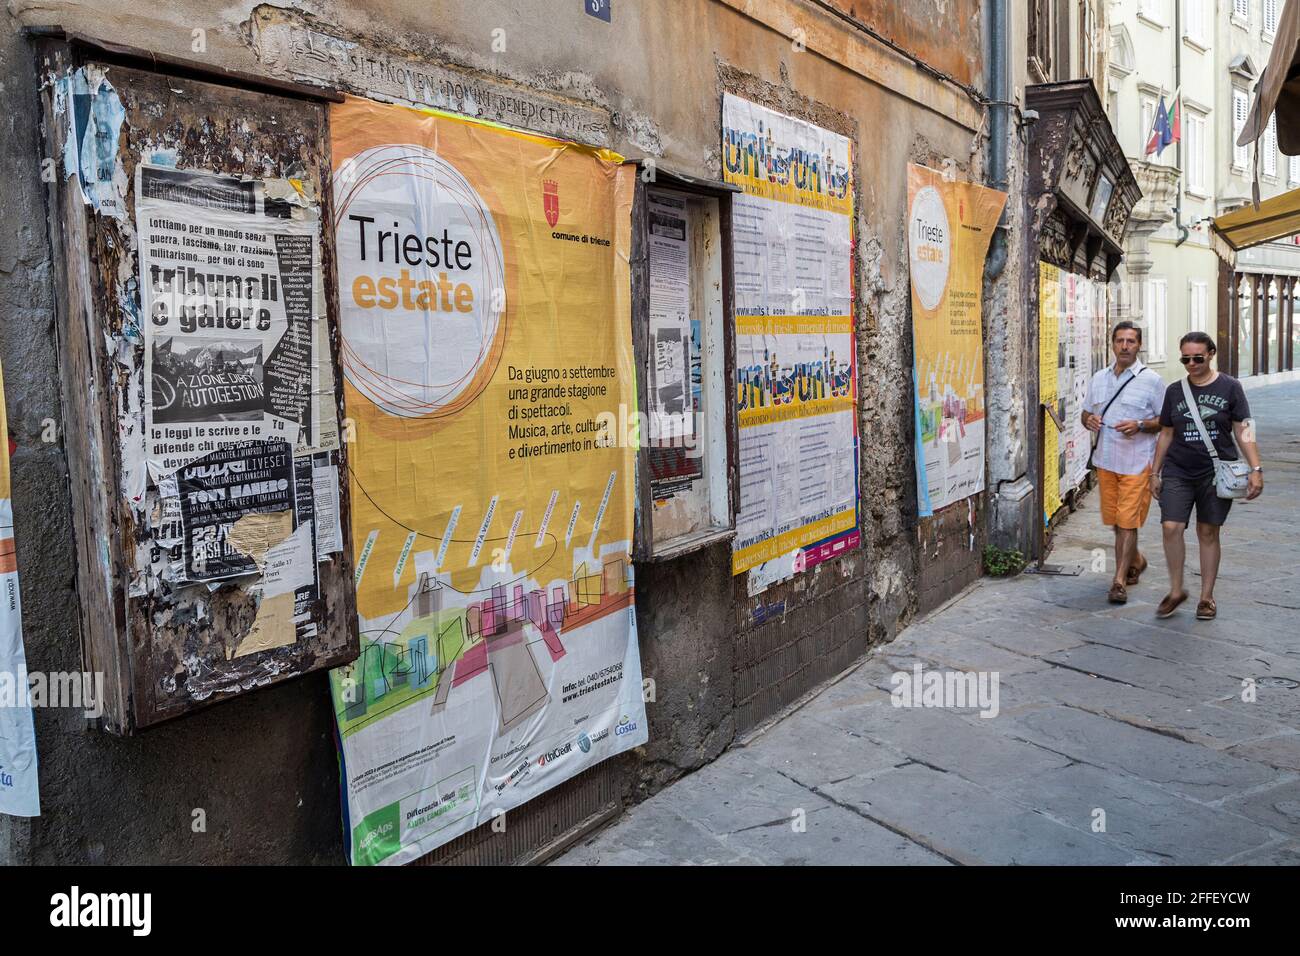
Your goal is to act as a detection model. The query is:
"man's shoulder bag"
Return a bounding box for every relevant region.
[1086,371,1135,470]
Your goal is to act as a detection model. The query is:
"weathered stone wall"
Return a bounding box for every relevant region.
[0,0,995,864]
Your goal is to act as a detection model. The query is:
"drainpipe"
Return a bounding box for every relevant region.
[1174,0,1191,246]
[984,0,1010,276]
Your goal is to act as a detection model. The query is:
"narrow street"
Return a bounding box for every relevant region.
[557,380,1300,866]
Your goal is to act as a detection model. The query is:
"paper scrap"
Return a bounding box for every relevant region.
[227,510,294,573]
[312,463,342,558]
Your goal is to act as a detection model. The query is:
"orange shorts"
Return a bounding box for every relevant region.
[1097,467,1152,530]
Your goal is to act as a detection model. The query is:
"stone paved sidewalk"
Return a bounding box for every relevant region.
[555,381,1300,865]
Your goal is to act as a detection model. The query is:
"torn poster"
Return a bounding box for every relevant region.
[311,458,342,558]
[55,66,126,219]
[136,164,337,479]
[290,456,321,625]
[0,360,40,817]
[647,193,692,441]
[176,439,295,582]
[646,191,703,503]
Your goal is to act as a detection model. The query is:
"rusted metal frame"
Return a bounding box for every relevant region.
[628,174,655,562]
[718,194,741,526]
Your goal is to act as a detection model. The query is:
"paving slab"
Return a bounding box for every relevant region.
[984,762,1276,864]
[1056,614,1268,672]
[1044,642,1247,701]
[822,763,1136,865]
[1207,684,1300,728]
[741,709,904,785]
[998,665,1292,749]
[803,702,1071,787]
[660,749,838,837]
[1241,841,1300,865]
[555,800,759,866]
[1221,777,1300,840]
[719,798,951,866]
[980,623,1091,657]
[1225,735,1300,772]
[1005,706,1280,803]
[920,631,1056,676]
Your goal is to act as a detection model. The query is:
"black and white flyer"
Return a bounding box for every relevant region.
[137,164,334,479]
[176,440,295,582]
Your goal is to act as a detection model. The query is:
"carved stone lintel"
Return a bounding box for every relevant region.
[1128,160,1180,229]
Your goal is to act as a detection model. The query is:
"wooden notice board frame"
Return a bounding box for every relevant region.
[625,162,740,562]
[33,33,357,733]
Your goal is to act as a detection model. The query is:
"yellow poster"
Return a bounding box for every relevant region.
[907,165,1007,516]
[328,96,647,865]
[1039,261,1062,521]
[723,95,859,578]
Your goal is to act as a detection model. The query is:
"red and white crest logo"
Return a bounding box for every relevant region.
[543,180,559,227]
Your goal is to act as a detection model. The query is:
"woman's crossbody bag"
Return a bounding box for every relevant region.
[1180,377,1249,499]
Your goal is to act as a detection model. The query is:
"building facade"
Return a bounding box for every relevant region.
[1108,0,1300,381]
[0,0,1120,864]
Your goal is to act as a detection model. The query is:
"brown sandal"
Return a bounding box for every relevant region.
[1108,582,1128,604]
[1196,599,1217,621]
[1125,553,1148,587]
[1156,591,1188,618]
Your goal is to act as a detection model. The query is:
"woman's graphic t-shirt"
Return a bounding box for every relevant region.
[1158,374,1251,477]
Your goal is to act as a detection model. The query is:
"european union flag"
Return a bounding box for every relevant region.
[1146,95,1174,156]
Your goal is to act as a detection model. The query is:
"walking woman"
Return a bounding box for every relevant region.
[1149,332,1264,620]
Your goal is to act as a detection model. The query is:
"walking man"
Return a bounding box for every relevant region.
[1082,321,1166,603]
[1149,332,1263,620]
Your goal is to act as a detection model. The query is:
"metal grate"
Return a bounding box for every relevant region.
[410,755,628,866]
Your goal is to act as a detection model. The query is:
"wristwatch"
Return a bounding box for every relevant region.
[1250,466,1264,474]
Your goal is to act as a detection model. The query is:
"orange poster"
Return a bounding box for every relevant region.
[908,164,1007,515]
[328,96,647,865]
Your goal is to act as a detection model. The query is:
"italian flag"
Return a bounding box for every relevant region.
[1145,92,1181,157]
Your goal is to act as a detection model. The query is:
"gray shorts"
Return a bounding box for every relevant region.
[1159,467,1233,527]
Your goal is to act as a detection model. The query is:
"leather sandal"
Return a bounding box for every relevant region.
[1156,591,1188,619]
[1125,552,1148,587]
[1107,582,1128,604]
[1196,599,1217,621]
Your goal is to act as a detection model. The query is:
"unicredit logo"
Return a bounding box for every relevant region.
[538,741,573,766]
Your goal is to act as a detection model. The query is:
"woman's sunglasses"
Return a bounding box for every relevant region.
[1179,355,1209,365]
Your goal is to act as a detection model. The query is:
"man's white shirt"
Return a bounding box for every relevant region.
[1085,358,1165,475]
